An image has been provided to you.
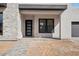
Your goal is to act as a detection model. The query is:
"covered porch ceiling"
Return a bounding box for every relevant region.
[20,10,64,15]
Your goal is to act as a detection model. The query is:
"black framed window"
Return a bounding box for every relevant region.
[39,18,54,33]
[0,12,3,35]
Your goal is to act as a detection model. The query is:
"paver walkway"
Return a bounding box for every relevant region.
[0,41,16,55]
[0,38,79,56]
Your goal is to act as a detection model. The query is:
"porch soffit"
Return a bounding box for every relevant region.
[20,10,63,15]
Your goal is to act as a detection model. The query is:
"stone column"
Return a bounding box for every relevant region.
[17,6,23,39]
[3,3,22,40]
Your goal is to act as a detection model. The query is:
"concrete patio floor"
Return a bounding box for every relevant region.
[0,38,79,56]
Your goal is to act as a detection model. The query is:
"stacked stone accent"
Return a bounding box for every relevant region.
[0,3,22,40]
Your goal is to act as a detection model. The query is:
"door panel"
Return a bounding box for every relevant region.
[72,22,79,37]
[25,20,32,36]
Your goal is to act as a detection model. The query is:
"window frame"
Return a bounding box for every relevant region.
[72,22,79,25]
[39,18,54,33]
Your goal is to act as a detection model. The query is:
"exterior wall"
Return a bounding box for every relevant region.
[1,3,79,40]
[0,3,22,40]
[0,3,61,40]
[61,4,79,40]
[21,14,60,38]
[3,3,18,40]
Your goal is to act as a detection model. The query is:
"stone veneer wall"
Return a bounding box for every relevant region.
[0,3,22,40]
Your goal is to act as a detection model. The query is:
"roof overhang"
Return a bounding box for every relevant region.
[0,3,6,7]
[19,4,67,10]
[0,3,7,12]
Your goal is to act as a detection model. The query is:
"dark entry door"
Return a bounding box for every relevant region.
[25,20,32,36]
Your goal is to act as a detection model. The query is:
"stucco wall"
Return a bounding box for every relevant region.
[61,4,79,40]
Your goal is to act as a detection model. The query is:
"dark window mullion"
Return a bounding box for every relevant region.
[53,19,54,32]
[46,19,49,33]
[44,19,46,33]
[45,19,47,33]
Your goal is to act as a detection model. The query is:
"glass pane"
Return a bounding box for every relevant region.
[27,24,31,26]
[0,13,3,35]
[47,25,54,32]
[27,21,31,23]
[27,30,31,32]
[47,20,54,33]
[39,19,46,33]
[0,14,3,23]
[47,20,53,26]
[27,33,31,35]
[27,27,31,29]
